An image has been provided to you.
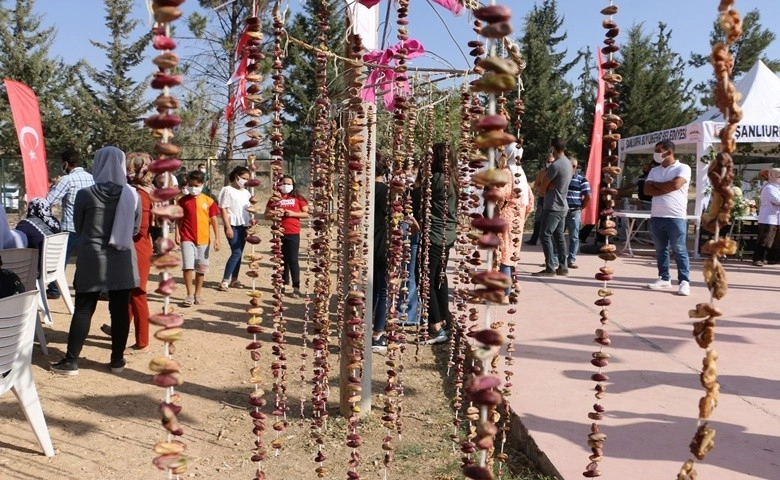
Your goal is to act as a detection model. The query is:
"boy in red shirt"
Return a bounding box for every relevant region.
[176,170,221,306]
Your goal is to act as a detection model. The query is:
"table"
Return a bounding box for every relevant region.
[613,211,702,259]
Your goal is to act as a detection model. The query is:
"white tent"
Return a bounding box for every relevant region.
[618,60,780,216]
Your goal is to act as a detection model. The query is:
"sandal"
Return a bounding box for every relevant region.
[181,296,194,307]
[100,324,112,337]
[218,281,230,292]
[230,280,245,289]
[194,296,204,305]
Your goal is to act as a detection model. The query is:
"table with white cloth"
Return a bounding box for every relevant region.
[613,211,702,259]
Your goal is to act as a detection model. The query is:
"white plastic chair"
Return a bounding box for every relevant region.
[1,248,48,355]
[37,232,74,325]
[0,290,55,457]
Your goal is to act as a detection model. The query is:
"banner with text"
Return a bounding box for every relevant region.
[4,79,49,199]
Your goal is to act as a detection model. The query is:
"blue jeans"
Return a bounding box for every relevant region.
[500,264,512,296]
[649,217,690,284]
[540,209,568,272]
[565,208,582,264]
[222,225,247,282]
[372,267,388,333]
[402,236,420,324]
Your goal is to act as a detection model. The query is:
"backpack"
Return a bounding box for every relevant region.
[0,259,26,299]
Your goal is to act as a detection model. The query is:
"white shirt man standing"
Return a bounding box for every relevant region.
[643,140,692,296]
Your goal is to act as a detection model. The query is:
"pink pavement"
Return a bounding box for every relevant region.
[490,245,779,479]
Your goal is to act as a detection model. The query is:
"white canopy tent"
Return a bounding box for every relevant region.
[618,60,780,217]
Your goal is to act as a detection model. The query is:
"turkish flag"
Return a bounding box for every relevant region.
[4,79,49,199]
[582,50,605,226]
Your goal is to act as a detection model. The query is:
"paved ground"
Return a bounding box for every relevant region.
[504,242,780,479]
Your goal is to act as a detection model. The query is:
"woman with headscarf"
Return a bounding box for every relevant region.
[752,167,780,266]
[51,146,140,376]
[124,152,154,353]
[15,198,61,250]
[15,198,61,278]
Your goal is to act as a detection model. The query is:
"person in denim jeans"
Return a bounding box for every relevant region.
[564,158,591,269]
[217,166,252,291]
[532,138,573,277]
[643,140,691,296]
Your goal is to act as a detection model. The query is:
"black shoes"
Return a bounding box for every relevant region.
[531,269,555,277]
[51,358,79,376]
[523,240,537,246]
[110,359,126,374]
[556,267,569,276]
[371,335,388,352]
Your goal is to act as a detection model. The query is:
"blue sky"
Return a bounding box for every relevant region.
[35,0,780,98]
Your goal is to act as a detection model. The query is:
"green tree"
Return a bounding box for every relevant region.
[283,0,347,161]
[571,46,596,163]
[689,9,780,107]
[71,0,151,153]
[518,0,579,175]
[617,22,697,139]
[0,0,73,181]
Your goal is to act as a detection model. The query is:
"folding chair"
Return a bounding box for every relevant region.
[37,232,74,325]
[0,291,56,457]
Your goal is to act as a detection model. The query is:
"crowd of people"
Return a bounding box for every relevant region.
[0,139,777,371]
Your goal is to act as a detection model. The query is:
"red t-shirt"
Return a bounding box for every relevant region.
[267,195,308,235]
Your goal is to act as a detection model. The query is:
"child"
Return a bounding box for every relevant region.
[176,170,221,306]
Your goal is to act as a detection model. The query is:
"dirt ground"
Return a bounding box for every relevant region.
[0,223,547,480]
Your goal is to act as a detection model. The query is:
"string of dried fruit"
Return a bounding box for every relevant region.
[303,0,334,421]
[463,3,519,479]
[414,95,435,355]
[340,31,369,480]
[578,3,623,478]
[145,1,189,477]
[677,3,742,479]
[261,1,290,456]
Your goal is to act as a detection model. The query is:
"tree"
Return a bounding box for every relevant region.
[0,0,73,180]
[283,0,347,161]
[517,0,580,176]
[689,9,780,107]
[70,0,151,153]
[617,22,697,140]
[186,0,260,166]
[571,46,596,163]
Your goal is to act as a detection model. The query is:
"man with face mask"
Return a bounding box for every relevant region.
[45,149,95,298]
[643,140,692,296]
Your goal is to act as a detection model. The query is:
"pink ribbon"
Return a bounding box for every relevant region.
[361,39,425,110]
[357,0,462,14]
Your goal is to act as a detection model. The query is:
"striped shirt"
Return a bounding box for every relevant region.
[46,167,95,232]
[566,173,591,209]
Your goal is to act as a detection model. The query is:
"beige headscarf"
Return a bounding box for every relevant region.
[768,168,780,185]
[126,152,155,194]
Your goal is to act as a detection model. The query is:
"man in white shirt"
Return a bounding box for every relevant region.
[643,140,691,296]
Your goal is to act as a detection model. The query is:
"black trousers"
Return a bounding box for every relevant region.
[416,242,453,329]
[65,290,131,363]
[282,234,301,288]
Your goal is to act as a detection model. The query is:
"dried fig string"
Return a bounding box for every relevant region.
[146,2,189,478]
[579,2,623,477]
[677,3,742,479]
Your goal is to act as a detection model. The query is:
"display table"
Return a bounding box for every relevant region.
[613,211,702,259]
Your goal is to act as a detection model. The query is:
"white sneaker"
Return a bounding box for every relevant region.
[646,278,672,289]
[678,280,691,296]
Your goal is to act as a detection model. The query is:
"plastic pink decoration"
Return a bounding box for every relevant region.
[357,0,462,14]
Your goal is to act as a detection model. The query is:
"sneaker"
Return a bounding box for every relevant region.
[51,358,79,376]
[110,359,126,374]
[531,269,556,277]
[425,328,449,345]
[181,296,194,307]
[194,296,204,305]
[371,335,388,352]
[218,281,230,292]
[555,267,569,276]
[646,278,672,289]
[523,240,537,246]
[752,260,765,267]
[678,280,691,296]
[46,291,61,300]
[568,262,579,269]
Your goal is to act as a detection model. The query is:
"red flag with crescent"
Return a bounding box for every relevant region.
[582,50,605,226]
[4,79,49,199]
